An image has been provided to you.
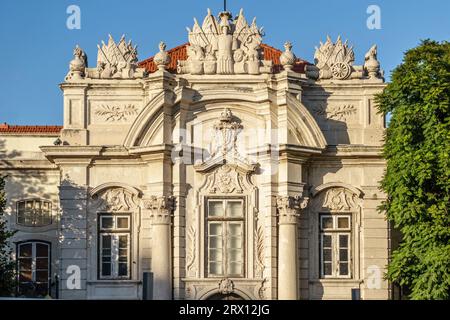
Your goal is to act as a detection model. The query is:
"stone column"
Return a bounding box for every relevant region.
[276,195,308,300]
[145,195,174,300]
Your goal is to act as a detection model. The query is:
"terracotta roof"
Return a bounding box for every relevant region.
[138,43,310,74]
[0,123,62,135]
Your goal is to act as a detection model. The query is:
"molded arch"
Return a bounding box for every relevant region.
[311,182,364,198]
[286,94,327,149]
[199,288,254,300]
[89,182,142,198]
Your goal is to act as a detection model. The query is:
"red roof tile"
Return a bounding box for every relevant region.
[138,43,311,74]
[0,123,62,135]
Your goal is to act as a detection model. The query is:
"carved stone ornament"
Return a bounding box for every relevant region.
[91,188,139,212]
[65,45,87,81]
[94,104,138,122]
[83,34,146,79]
[313,104,356,121]
[177,8,272,75]
[143,195,175,224]
[218,278,234,295]
[194,108,257,173]
[322,188,359,211]
[280,41,296,71]
[276,195,309,224]
[154,41,171,71]
[255,225,265,278]
[364,44,382,79]
[305,36,365,80]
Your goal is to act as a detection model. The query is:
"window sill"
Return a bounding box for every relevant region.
[88,280,142,285]
[309,279,363,285]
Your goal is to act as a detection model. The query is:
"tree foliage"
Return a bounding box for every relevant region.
[0,175,16,296]
[376,40,450,300]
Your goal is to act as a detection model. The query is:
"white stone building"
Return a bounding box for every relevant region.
[0,8,391,300]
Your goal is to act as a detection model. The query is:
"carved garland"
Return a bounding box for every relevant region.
[94,104,139,122]
[313,104,356,121]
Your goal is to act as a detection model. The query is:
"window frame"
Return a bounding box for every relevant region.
[205,198,245,278]
[16,199,52,227]
[97,213,131,280]
[319,214,352,279]
[16,240,51,297]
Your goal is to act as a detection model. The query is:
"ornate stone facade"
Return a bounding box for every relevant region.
[1,7,391,300]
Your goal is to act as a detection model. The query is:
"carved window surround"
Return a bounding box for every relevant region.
[308,183,364,285]
[86,183,142,284]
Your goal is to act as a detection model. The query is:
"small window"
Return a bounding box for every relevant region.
[98,214,131,279]
[17,200,52,227]
[320,214,352,279]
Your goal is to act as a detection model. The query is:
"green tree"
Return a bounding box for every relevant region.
[0,175,16,296]
[376,40,450,300]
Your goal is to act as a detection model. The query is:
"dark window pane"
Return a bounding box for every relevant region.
[117,217,129,229]
[36,270,49,282]
[323,262,332,276]
[323,248,332,261]
[101,216,114,229]
[339,249,348,261]
[102,256,111,262]
[339,234,349,248]
[119,235,128,248]
[339,263,349,276]
[322,235,332,247]
[36,243,49,257]
[19,243,32,257]
[102,235,111,248]
[102,263,111,276]
[338,217,349,229]
[19,270,32,282]
[119,249,128,257]
[19,258,32,270]
[36,257,49,269]
[118,263,128,276]
[321,216,333,229]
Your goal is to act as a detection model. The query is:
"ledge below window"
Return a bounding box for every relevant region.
[309,279,363,285]
[87,280,142,285]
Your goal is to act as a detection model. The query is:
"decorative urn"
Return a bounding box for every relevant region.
[280,42,296,71]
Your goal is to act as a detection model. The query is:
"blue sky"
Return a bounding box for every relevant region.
[0,0,449,125]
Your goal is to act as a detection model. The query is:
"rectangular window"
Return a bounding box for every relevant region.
[320,214,351,278]
[17,242,50,297]
[98,214,131,279]
[17,200,52,227]
[206,199,244,277]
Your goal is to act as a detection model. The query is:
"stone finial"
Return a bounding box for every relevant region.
[65,45,87,81]
[364,44,381,79]
[280,41,296,71]
[144,195,175,225]
[276,195,309,224]
[154,41,171,71]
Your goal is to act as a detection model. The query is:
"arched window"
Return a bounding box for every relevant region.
[16,199,52,227]
[17,241,51,297]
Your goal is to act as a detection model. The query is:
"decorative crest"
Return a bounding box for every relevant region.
[82,35,146,79]
[177,9,272,75]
